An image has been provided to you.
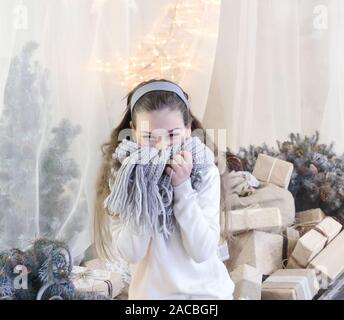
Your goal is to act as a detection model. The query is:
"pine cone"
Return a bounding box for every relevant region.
[309,163,318,175]
[319,185,336,203]
[226,153,244,172]
[338,187,344,199]
[297,165,309,176]
[294,147,305,157]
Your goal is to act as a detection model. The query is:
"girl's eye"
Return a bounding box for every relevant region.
[143,133,179,139]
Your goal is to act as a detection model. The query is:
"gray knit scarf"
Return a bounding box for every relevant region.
[103,135,215,239]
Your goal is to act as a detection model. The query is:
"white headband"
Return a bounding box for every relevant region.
[130,81,190,114]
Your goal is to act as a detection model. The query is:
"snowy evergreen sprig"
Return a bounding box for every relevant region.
[0,239,109,300]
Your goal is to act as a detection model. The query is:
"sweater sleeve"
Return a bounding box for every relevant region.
[173,164,221,263]
[109,215,152,264]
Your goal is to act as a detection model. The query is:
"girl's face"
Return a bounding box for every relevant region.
[130,109,191,150]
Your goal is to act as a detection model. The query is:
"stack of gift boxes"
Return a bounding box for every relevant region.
[220,153,344,300]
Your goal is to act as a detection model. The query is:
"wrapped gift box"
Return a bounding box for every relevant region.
[287,230,327,269]
[308,230,344,284]
[261,269,319,300]
[71,266,124,299]
[313,216,342,243]
[224,207,282,236]
[252,154,294,189]
[295,208,326,226]
[226,230,283,275]
[287,217,342,269]
[230,264,262,300]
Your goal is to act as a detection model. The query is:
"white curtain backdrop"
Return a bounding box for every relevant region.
[319,0,344,153]
[0,0,343,263]
[204,0,344,154]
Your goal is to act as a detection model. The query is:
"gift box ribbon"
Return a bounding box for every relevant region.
[266,158,278,184]
[71,269,114,298]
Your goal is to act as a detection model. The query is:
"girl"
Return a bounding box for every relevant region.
[94,79,234,300]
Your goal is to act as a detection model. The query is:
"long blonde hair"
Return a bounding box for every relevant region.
[94,78,218,261]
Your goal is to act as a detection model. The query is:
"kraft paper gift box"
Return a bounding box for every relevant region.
[308,230,344,284]
[314,216,343,242]
[230,264,262,300]
[261,269,319,300]
[71,266,124,299]
[252,154,294,189]
[287,230,327,269]
[226,230,283,275]
[224,207,282,236]
[295,208,326,226]
[287,217,342,268]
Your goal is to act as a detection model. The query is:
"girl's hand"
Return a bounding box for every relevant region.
[165,150,193,187]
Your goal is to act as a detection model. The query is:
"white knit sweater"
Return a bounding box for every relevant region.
[110,163,234,300]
